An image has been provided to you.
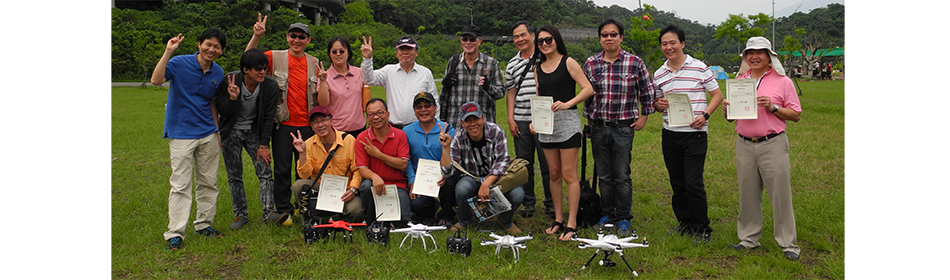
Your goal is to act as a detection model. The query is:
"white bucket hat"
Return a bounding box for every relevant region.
[737,36,786,77]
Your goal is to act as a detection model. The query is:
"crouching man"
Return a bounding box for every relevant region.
[290,106,364,225]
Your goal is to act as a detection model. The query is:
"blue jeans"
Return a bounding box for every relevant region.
[590,124,634,222]
[512,120,552,209]
[359,179,413,224]
[455,176,524,228]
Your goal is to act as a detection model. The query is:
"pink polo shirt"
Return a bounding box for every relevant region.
[325,65,366,132]
[734,69,802,138]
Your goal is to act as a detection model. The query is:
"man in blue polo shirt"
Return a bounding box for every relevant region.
[403,92,457,226]
[150,28,227,251]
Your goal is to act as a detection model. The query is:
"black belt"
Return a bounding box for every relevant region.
[739,131,784,143]
[590,119,636,127]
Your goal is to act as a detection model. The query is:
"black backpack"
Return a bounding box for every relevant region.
[577,125,601,228]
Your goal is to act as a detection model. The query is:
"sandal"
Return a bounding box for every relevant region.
[559,227,578,241]
[545,221,564,235]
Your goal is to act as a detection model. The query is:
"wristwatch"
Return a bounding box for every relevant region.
[349,187,359,196]
[771,104,780,113]
[702,112,710,120]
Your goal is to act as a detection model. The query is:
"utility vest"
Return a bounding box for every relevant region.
[270,50,320,124]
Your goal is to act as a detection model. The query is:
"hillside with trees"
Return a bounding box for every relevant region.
[112,0,843,81]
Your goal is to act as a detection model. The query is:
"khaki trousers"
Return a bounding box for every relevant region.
[734,133,800,254]
[164,133,220,240]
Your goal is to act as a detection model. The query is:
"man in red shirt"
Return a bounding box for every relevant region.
[356,98,412,226]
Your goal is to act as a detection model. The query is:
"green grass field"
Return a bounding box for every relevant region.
[112,80,844,279]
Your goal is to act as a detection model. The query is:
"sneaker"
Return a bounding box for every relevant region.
[195,226,223,238]
[693,231,712,243]
[267,212,291,225]
[667,222,692,236]
[520,205,535,218]
[616,220,634,237]
[230,215,249,230]
[784,251,800,261]
[729,243,759,250]
[505,224,523,235]
[281,217,293,226]
[166,236,183,251]
[594,216,611,230]
[544,206,556,219]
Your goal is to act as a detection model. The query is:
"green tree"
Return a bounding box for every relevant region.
[714,13,772,54]
[339,0,373,25]
[626,5,662,70]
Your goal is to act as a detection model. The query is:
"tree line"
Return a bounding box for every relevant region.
[111,0,843,81]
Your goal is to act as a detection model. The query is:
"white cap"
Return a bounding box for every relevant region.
[737,36,786,77]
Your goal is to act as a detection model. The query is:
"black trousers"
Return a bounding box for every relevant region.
[272,124,314,214]
[661,129,712,233]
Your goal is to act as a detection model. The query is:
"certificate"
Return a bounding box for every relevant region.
[411,159,442,198]
[726,79,757,120]
[314,174,348,213]
[373,184,401,221]
[664,93,693,127]
[529,96,554,135]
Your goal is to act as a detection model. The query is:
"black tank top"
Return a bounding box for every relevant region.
[537,55,576,109]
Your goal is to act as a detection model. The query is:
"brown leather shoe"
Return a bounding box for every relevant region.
[505,224,523,235]
[449,223,466,232]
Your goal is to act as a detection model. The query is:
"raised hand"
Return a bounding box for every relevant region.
[360,137,383,159]
[166,33,184,52]
[252,13,268,37]
[360,36,373,59]
[291,130,306,153]
[227,74,239,100]
[438,122,452,148]
[315,61,328,81]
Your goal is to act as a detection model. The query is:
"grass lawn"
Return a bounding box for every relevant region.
[112,80,844,279]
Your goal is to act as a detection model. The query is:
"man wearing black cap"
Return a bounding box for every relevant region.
[403,92,457,226]
[440,25,505,129]
[360,35,439,129]
[245,13,324,225]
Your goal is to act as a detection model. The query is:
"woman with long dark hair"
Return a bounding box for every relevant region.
[316,36,370,136]
[530,25,594,241]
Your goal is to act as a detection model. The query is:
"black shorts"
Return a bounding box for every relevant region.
[540,132,582,149]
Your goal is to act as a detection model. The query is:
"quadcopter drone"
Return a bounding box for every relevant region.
[391,222,447,253]
[305,218,366,244]
[572,224,649,276]
[479,232,533,263]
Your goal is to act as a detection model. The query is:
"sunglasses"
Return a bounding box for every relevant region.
[330,50,346,55]
[461,37,478,42]
[536,37,554,45]
[289,33,308,40]
[600,33,620,38]
[414,104,433,110]
[246,66,267,72]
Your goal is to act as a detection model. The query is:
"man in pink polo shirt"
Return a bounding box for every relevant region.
[355,98,413,226]
[722,37,802,261]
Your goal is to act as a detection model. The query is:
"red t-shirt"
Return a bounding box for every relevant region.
[355,125,410,190]
[265,51,310,127]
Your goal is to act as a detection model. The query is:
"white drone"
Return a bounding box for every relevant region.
[479,232,533,263]
[391,222,447,253]
[572,224,649,276]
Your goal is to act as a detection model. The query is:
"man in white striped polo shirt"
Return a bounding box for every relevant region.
[504,21,553,218]
[653,25,723,243]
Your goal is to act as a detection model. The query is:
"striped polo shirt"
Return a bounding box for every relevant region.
[653,55,719,132]
[504,51,537,122]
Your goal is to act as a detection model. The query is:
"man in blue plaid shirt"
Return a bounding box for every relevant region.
[581,19,659,237]
[440,25,505,129]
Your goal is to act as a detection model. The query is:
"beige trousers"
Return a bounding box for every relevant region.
[164,133,220,240]
[292,179,363,222]
[734,133,800,254]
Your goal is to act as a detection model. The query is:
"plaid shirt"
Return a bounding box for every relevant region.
[582,50,659,121]
[441,52,505,129]
[443,121,510,180]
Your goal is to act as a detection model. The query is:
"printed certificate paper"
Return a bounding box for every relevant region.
[314,174,348,213]
[726,79,757,120]
[411,159,442,198]
[373,184,401,221]
[529,96,554,135]
[664,93,693,127]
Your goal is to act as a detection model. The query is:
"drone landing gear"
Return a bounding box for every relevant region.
[399,233,439,253]
[581,250,639,276]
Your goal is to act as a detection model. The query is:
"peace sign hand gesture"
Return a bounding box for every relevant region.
[290,130,306,153]
[360,36,373,59]
[438,122,452,148]
[315,61,328,81]
[227,74,239,100]
[252,13,268,36]
[166,33,184,52]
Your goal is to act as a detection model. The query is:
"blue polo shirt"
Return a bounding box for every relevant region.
[404,119,456,184]
[162,52,223,139]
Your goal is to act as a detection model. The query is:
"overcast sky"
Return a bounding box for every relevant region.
[591,0,844,25]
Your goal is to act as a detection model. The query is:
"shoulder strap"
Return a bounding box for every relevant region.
[451,159,480,183]
[513,54,535,91]
[449,54,461,75]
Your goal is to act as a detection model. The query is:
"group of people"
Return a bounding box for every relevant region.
[151,14,803,261]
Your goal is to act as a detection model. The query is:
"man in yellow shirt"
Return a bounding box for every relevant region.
[290,106,363,226]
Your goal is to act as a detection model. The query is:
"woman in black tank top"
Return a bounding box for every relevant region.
[530,25,595,242]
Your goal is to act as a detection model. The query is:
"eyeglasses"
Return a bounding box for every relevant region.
[289,33,308,40]
[366,111,387,118]
[330,50,346,55]
[248,66,267,72]
[536,37,554,45]
[461,37,478,42]
[600,33,620,38]
[414,104,433,110]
